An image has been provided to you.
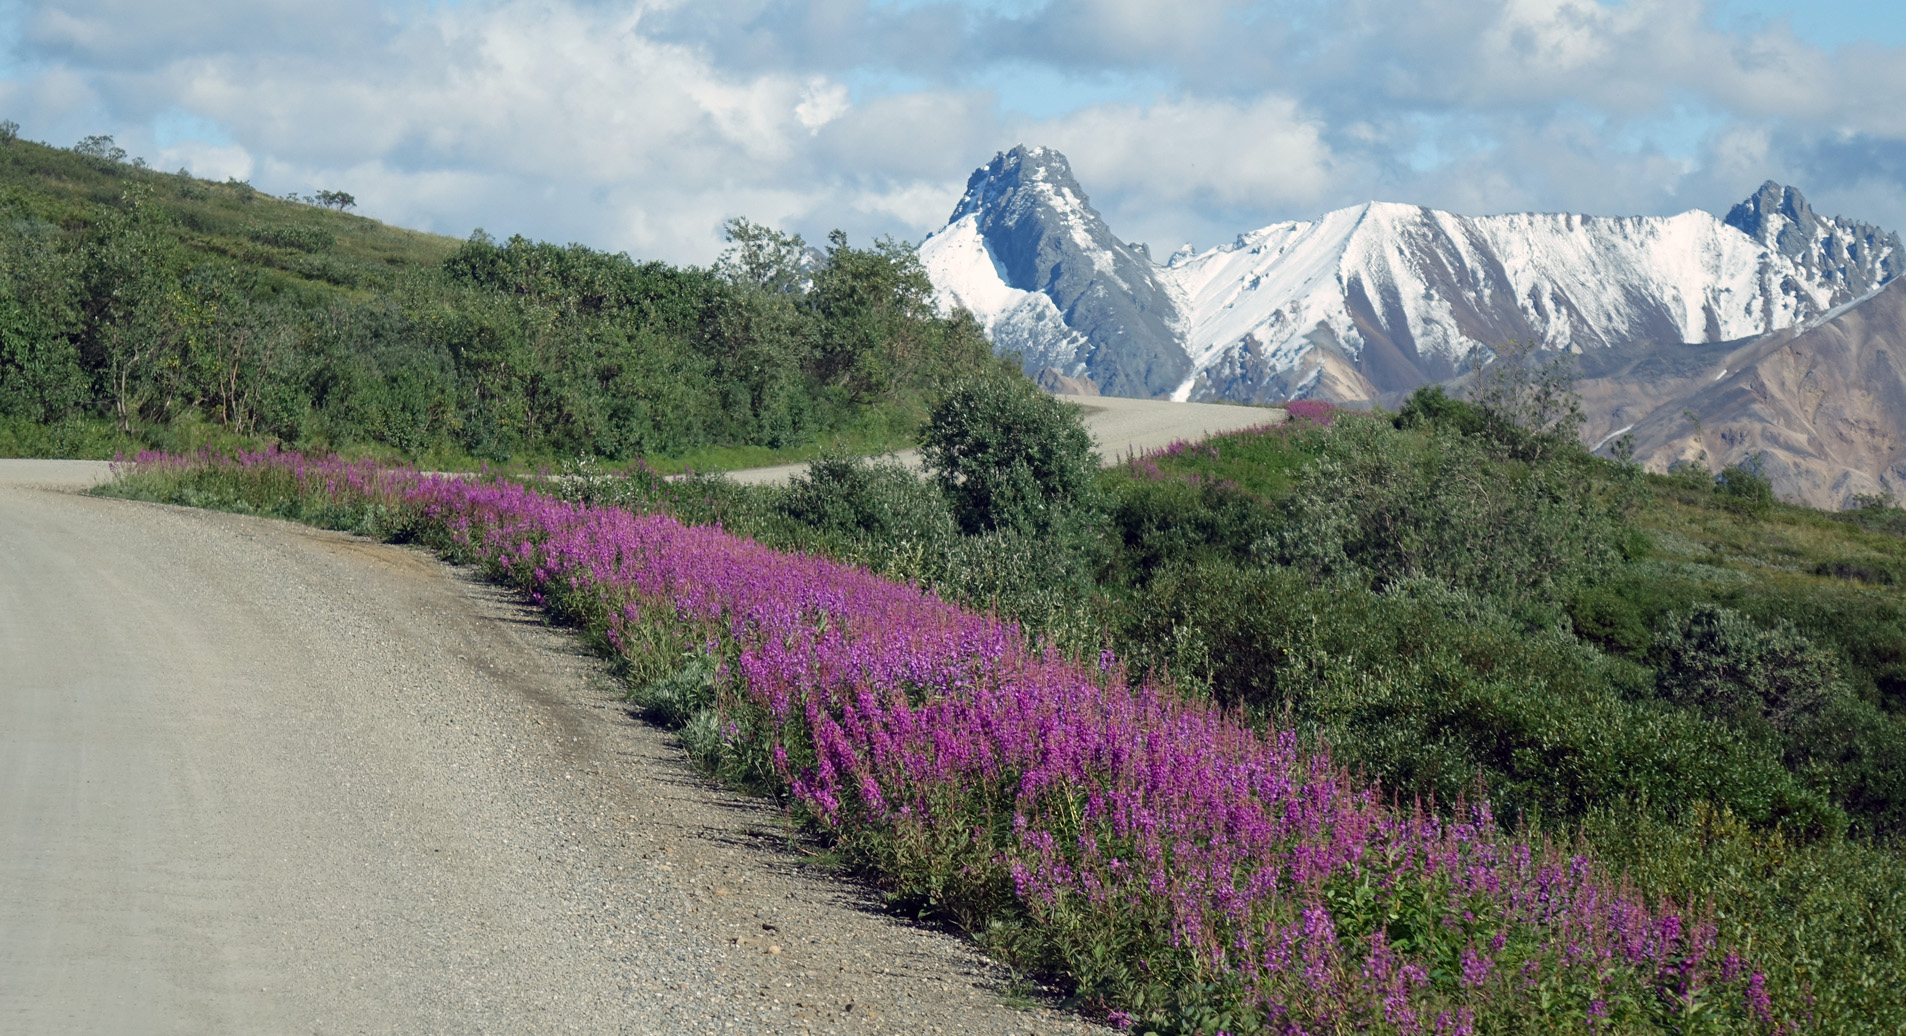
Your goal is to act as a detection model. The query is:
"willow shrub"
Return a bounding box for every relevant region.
[1116,563,1840,837]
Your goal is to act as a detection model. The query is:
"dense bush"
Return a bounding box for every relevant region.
[1273,415,1626,615]
[1116,564,1840,834]
[919,375,1101,537]
[1653,604,1834,733]
[778,452,954,544]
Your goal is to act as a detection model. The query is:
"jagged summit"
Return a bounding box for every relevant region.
[1726,181,1819,242]
[921,146,1188,397]
[948,145,1088,225]
[922,148,1903,405]
[1725,181,1902,298]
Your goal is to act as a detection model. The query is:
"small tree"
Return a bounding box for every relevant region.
[1465,339,1585,461]
[315,189,356,212]
[80,185,190,431]
[1717,452,1775,516]
[74,134,128,164]
[0,120,20,145]
[920,376,1099,537]
[715,217,809,295]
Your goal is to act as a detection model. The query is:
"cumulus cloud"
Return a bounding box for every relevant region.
[0,0,1902,261]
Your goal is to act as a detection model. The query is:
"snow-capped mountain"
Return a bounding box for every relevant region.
[919,146,1903,404]
[920,147,1188,398]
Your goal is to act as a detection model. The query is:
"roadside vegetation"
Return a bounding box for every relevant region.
[0,130,1006,467]
[104,363,1906,1033]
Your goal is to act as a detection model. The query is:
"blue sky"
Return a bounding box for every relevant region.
[1711,0,1906,48]
[3,0,1904,263]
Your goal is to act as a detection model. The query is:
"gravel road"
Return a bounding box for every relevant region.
[726,395,1281,484]
[0,461,1097,1035]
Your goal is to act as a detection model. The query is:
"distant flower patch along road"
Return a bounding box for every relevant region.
[118,449,1785,1035]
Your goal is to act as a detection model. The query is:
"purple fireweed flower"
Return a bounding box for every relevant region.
[1746,972,1773,1023]
[1460,945,1494,988]
[1286,399,1337,425]
[128,449,1777,1030]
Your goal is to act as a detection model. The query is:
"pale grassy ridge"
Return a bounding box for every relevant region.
[107,450,1783,1036]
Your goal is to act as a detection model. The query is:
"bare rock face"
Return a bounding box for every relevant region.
[1035,366,1102,396]
[1580,279,1906,509]
[1725,182,1904,303]
[940,146,1189,397]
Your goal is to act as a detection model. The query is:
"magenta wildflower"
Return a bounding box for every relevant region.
[126,449,1781,1032]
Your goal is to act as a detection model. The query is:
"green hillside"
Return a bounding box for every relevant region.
[0,132,1008,467]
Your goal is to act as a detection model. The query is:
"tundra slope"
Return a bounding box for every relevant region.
[0,462,1091,1036]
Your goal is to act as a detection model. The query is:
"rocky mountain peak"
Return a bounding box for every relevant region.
[939,146,1189,397]
[948,145,1089,225]
[1726,181,1824,252]
[1725,181,1903,300]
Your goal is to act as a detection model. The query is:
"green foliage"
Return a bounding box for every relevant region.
[0,135,1007,465]
[0,206,85,423]
[1654,604,1834,733]
[1583,805,1906,1033]
[920,375,1100,537]
[243,222,336,252]
[73,134,128,165]
[1716,456,1775,517]
[1392,383,1487,436]
[778,452,955,544]
[1117,563,1840,834]
[1464,339,1588,463]
[1274,414,1626,616]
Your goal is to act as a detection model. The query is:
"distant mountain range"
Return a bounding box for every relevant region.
[919,145,1906,507]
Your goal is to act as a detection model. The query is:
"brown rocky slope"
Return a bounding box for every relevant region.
[1574,278,1906,509]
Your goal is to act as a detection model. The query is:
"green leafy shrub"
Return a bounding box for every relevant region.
[920,375,1100,537]
[1103,467,1276,583]
[1654,604,1835,733]
[777,452,954,544]
[243,222,336,251]
[1272,415,1625,615]
[1716,456,1775,517]
[1119,562,1841,834]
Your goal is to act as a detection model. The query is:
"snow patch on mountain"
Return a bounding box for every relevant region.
[921,148,1903,404]
[918,212,1092,376]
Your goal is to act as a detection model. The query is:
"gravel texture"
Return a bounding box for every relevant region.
[0,462,1098,1035]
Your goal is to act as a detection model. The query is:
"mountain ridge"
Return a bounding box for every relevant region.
[920,147,1902,409]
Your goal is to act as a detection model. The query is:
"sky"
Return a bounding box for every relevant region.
[3,0,1904,265]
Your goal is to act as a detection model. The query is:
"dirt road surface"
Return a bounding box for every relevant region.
[726,395,1280,484]
[0,461,1097,1035]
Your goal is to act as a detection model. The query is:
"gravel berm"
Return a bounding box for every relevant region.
[0,461,1100,1035]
